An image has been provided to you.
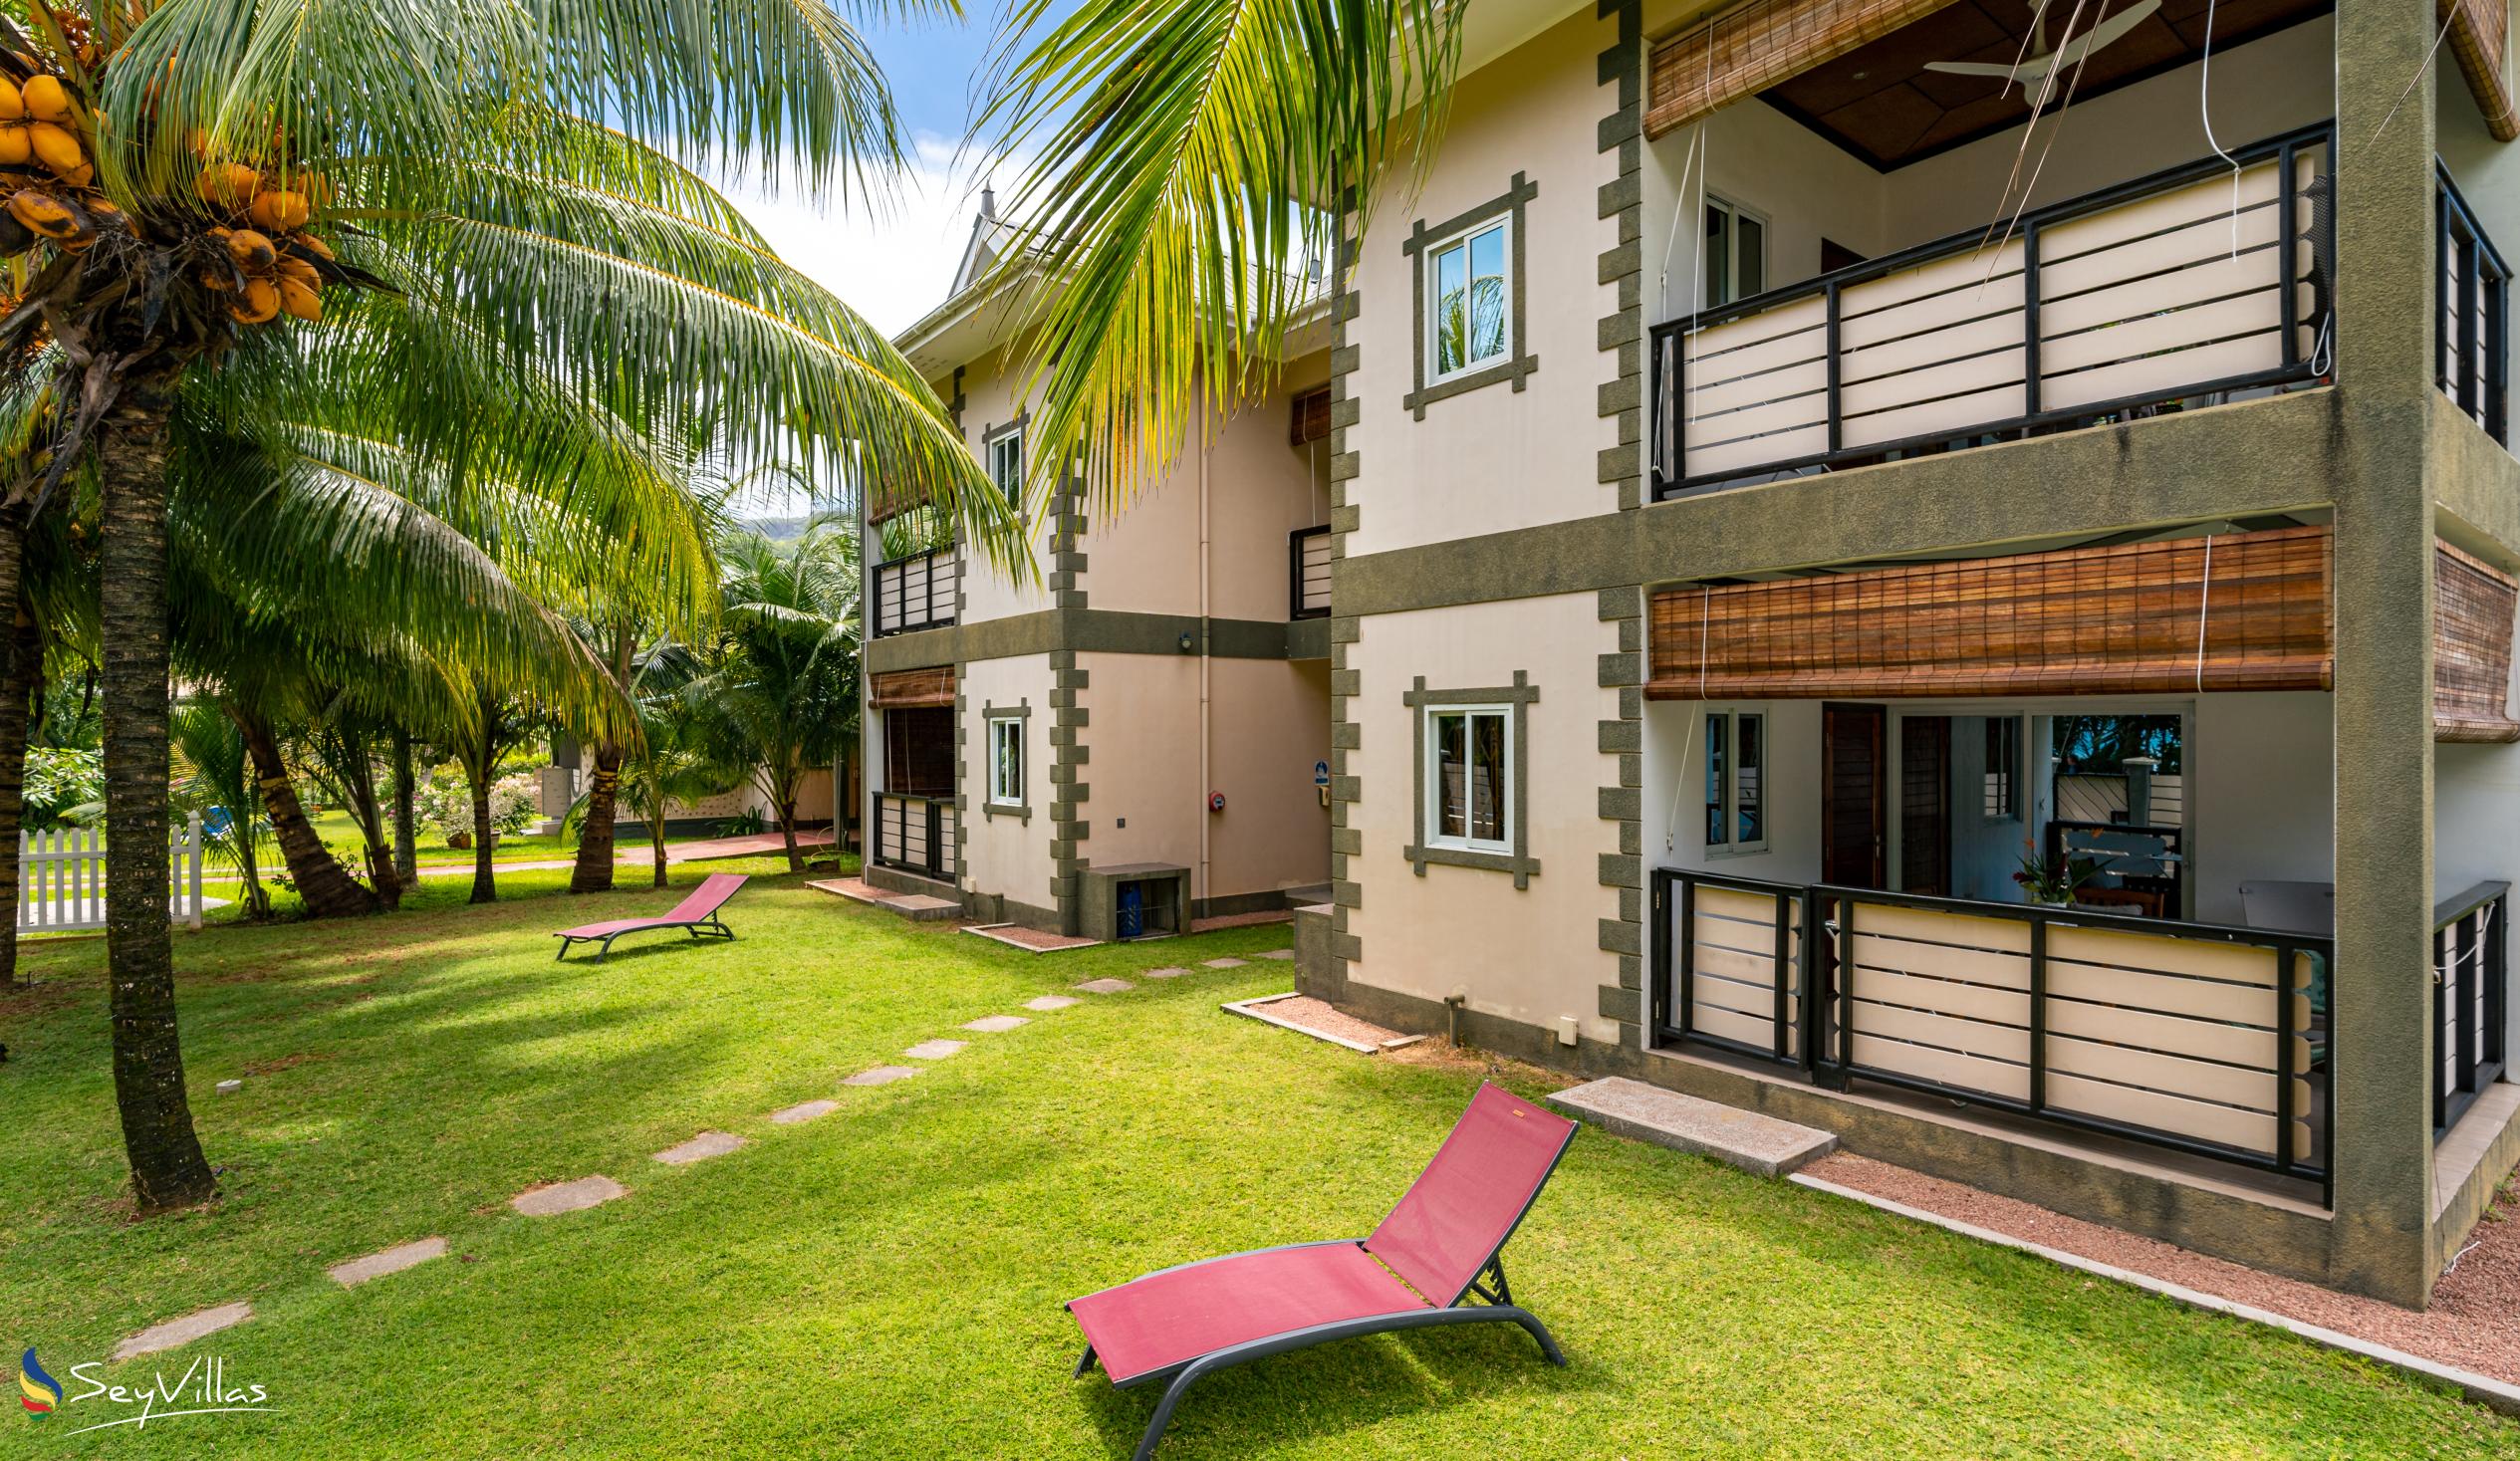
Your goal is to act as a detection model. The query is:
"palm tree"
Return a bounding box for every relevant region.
[0,0,1017,1212]
[689,525,857,872]
[977,0,1463,513]
[589,640,745,888]
[168,700,270,919]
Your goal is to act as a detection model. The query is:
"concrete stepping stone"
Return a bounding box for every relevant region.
[328,1237,447,1289]
[1547,1077,1837,1178]
[654,1131,747,1165]
[1024,995,1081,1012]
[1258,948,1297,960]
[962,1015,1029,1034]
[511,1175,628,1216]
[1074,978,1133,994]
[903,1039,968,1060]
[114,1302,252,1360]
[770,1098,838,1124]
[845,1065,921,1087]
[1142,966,1189,979]
[1202,957,1248,970]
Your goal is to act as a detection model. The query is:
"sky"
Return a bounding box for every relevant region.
[718,6,1035,340]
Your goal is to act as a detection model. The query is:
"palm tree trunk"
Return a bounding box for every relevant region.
[233,708,379,918]
[390,730,417,883]
[0,579,35,987]
[649,804,670,888]
[338,737,400,910]
[569,743,623,893]
[766,765,804,872]
[97,387,216,1210]
[468,770,495,904]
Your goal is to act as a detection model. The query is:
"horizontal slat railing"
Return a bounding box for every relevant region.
[2437,165,2511,445]
[1290,525,1332,619]
[2433,880,2509,1135]
[1651,122,2335,497]
[871,546,959,638]
[1813,887,2327,1192]
[873,792,955,881]
[1650,867,1805,1067]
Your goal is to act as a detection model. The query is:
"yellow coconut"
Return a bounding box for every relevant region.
[27,122,82,177]
[0,124,28,167]
[290,231,334,261]
[225,227,277,272]
[228,276,278,324]
[276,276,320,321]
[0,79,23,122]
[21,75,71,125]
[246,188,308,233]
[195,162,258,207]
[7,187,81,240]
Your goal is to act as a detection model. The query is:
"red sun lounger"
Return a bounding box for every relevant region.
[552,873,747,963]
[1066,1083,1577,1460]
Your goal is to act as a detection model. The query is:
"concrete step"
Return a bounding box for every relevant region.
[1547,1077,1837,1178]
[808,878,961,922]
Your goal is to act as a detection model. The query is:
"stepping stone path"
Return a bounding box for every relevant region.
[845,1065,921,1087]
[962,1015,1029,1034]
[654,1131,747,1166]
[115,1302,253,1360]
[903,1039,968,1061]
[770,1098,838,1124]
[512,1175,627,1216]
[1074,978,1133,994]
[1143,966,1189,979]
[215,1079,243,1095]
[1202,958,1248,970]
[1024,995,1080,1012]
[329,1238,447,1289]
[1258,948,1297,960]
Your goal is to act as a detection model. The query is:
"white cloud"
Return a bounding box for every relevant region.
[718,132,1010,339]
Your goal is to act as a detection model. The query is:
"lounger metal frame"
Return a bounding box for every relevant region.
[1073,1114,1575,1461]
[552,911,736,963]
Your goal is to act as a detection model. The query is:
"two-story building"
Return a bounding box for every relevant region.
[859,196,1340,940]
[1257,0,2515,1310]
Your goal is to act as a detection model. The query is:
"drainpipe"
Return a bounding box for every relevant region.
[2123,756,2157,826]
[1198,421,1212,915]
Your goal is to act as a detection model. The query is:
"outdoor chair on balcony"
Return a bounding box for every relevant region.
[1065,1083,1577,1461]
[551,872,746,963]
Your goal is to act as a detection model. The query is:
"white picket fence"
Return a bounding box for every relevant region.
[18,813,206,933]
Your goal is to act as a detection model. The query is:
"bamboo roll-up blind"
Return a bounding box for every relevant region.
[869,666,956,709]
[1645,0,1961,139]
[1646,526,2334,700]
[2434,541,2520,741]
[1289,386,1334,446]
[2444,0,2518,143]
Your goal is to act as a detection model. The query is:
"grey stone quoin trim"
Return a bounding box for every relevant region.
[1327,196,1365,965]
[1597,0,1646,512]
[978,699,1033,823]
[1048,649,1090,932]
[1401,172,1541,419]
[1399,671,1541,889]
[1597,587,1645,1048]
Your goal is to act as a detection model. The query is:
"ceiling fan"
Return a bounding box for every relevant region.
[1923,0,2164,96]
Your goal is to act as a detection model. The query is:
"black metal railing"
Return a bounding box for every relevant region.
[1649,868,2333,1199]
[2436,164,2510,444]
[1289,525,1332,619]
[870,545,958,638]
[872,791,954,881]
[2433,880,2509,1135]
[1649,122,2335,499]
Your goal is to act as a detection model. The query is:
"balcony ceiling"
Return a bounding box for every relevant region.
[1759,0,2331,170]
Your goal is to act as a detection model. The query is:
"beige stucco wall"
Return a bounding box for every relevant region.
[1075,651,1204,876]
[1347,6,1621,556]
[944,346,1058,626]
[957,653,1057,904]
[1345,592,1623,1039]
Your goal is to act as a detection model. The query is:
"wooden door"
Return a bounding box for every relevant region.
[1822,704,1887,888]
[1900,716,1951,896]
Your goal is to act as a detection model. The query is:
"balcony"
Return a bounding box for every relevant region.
[1648,124,2335,499]
[2437,165,2510,445]
[870,545,958,638]
[1289,526,1331,619]
[873,792,957,882]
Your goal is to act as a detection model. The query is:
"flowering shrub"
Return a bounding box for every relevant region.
[414,771,538,844]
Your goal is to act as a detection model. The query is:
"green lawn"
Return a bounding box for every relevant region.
[1,873,2510,1458]
[302,808,578,869]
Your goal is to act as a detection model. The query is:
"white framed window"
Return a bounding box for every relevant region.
[1704,710,1766,852]
[1703,196,1768,308]
[986,426,1023,501]
[987,715,1025,807]
[1425,705,1511,852]
[1425,216,1512,381]
[1983,716,2021,821]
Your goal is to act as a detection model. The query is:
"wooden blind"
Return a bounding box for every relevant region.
[2435,541,2519,741]
[1646,526,2334,700]
[1289,386,1334,446]
[1646,0,1961,139]
[869,666,955,709]
[2445,0,2518,143]
[882,705,957,794]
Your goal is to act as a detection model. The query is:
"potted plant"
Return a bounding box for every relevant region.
[2013,841,2101,907]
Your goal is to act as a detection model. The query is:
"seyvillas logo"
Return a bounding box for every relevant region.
[18,1348,62,1417]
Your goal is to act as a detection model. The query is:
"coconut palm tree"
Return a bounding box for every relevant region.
[168,699,269,918]
[0,0,1024,1210]
[977,0,1463,514]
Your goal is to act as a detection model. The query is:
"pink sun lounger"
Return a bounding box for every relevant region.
[552,873,747,963]
[1065,1083,1577,1459]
